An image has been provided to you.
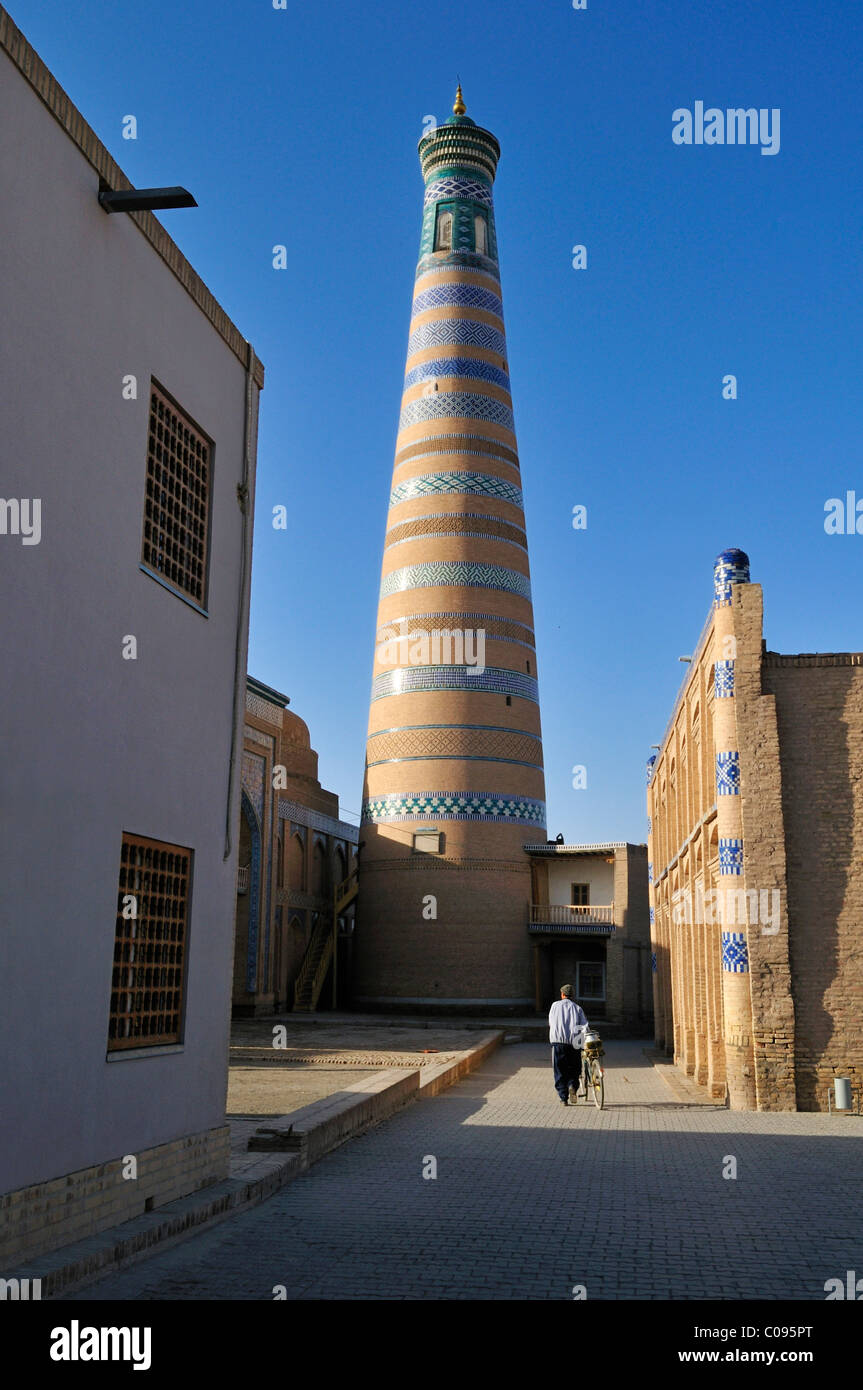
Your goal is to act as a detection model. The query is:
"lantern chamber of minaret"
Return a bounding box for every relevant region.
[354,89,547,1012]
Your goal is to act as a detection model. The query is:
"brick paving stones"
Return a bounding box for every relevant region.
[69,1042,863,1301]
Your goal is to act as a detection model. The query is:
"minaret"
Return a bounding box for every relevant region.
[354,88,547,1012]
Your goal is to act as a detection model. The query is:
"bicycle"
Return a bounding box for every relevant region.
[579,1029,605,1109]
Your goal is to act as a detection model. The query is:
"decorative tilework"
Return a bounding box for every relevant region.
[412,285,503,318]
[245,691,284,726]
[389,473,524,509]
[396,432,519,468]
[713,548,751,605]
[714,660,735,698]
[651,951,657,972]
[245,725,274,749]
[380,561,531,600]
[407,320,507,357]
[423,177,493,207]
[378,612,535,647]
[647,816,652,834]
[242,750,265,818]
[277,798,359,844]
[366,725,544,768]
[648,862,653,884]
[719,838,744,876]
[362,790,546,826]
[716,751,741,795]
[647,753,657,785]
[722,931,749,973]
[415,255,500,282]
[385,513,526,551]
[649,907,655,925]
[403,358,510,391]
[398,392,514,433]
[371,666,539,703]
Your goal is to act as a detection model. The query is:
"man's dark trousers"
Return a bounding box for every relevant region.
[552,1043,581,1101]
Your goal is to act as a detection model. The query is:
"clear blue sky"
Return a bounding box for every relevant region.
[15,0,862,841]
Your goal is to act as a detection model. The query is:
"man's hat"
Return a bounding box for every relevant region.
[560,983,573,998]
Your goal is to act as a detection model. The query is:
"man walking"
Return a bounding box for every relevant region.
[549,983,588,1105]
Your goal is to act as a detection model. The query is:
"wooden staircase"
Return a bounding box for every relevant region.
[292,869,358,1012]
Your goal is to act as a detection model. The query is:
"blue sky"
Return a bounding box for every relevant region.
[15,0,861,840]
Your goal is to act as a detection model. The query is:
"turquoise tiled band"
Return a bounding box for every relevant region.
[361,790,546,826]
[380,561,531,600]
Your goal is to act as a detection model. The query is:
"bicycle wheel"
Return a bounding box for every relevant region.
[589,1057,604,1110]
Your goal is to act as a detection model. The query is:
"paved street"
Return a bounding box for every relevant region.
[69,1042,863,1301]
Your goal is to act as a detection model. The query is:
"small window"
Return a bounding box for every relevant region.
[435,209,453,252]
[474,214,488,255]
[142,384,212,606]
[108,833,192,1051]
[413,831,441,854]
[505,695,512,706]
[571,883,590,906]
[577,961,605,1001]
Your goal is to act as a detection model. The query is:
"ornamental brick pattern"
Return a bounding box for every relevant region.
[355,94,547,1010]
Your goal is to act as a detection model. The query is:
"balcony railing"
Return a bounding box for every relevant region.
[528,903,614,932]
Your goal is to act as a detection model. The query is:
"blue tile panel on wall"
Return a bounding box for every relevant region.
[380,561,531,600]
[415,255,501,283]
[651,952,658,972]
[412,284,503,318]
[722,931,749,973]
[719,838,744,875]
[716,751,741,795]
[423,177,493,207]
[390,473,523,509]
[398,392,514,433]
[714,660,735,698]
[371,666,539,703]
[713,549,751,606]
[362,791,546,826]
[404,358,510,391]
[407,320,507,356]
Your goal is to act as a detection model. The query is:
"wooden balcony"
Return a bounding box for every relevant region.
[528,903,615,934]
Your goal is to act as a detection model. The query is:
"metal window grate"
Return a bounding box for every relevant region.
[142,384,211,604]
[108,833,192,1051]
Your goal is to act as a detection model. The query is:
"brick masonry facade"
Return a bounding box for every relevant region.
[0,1125,229,1267]
[648,552,863,1111]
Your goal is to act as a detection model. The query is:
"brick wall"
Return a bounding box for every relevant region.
[0,1125,229,1267]
[764,653,863,1109]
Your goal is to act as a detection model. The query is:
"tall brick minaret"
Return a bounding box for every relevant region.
[354,87,547,1012]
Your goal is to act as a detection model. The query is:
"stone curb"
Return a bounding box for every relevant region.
[643,1047,725,1106]
[9,1031,502,1299]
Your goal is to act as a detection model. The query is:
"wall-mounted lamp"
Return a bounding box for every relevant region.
[99,185,198,214]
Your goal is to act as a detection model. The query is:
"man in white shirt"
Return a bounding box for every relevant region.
[548,983,589,1105]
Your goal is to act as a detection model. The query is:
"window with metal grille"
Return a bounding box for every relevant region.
[108,833,192,1051]
[142,384,212,606]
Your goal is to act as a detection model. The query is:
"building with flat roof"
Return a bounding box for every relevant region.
[648,549,863,1111]
[526,842,651,1030]
[0,7,263,1265]
[234,678,359,1016]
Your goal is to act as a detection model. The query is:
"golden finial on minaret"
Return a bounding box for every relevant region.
[453,82,466,116]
